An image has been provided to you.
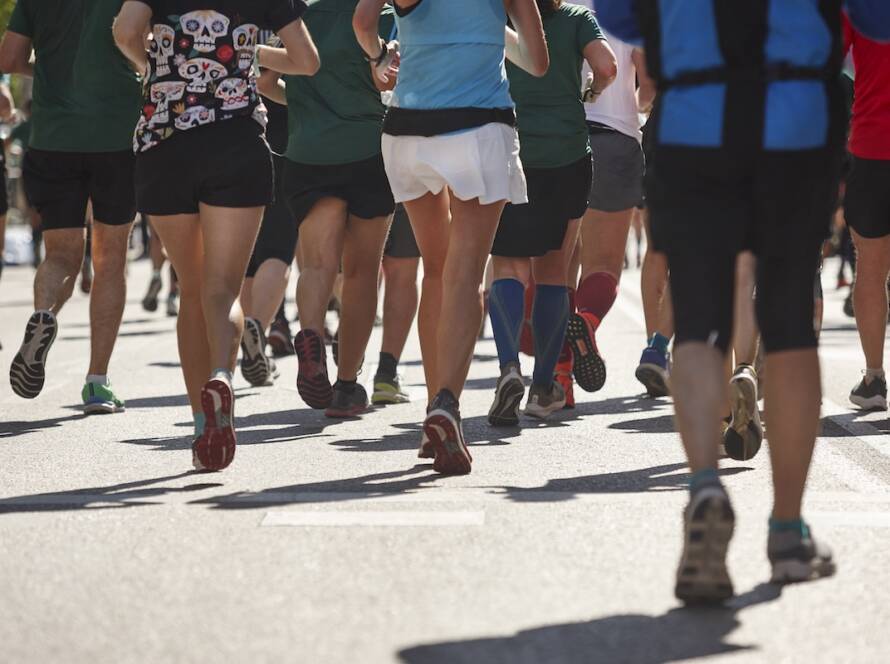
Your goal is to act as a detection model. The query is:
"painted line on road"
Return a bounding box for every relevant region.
[260,510,485,527]
[822,398,890,461]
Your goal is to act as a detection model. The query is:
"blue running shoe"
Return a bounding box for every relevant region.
[635,346,670,398]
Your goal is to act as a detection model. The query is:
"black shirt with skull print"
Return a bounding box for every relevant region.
[134,0,307,152]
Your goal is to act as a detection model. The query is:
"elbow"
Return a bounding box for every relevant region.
[598,60,618,84]
[531,54,550,78]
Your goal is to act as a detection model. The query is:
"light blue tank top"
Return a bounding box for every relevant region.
[392,0,514,110]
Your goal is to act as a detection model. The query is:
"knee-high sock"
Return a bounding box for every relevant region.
[532,284,569,387]
[577,272,618,329]
[489,278,525,369]
[558,288,576,366]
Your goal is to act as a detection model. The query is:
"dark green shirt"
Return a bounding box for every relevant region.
[8,0,142,153]
[284,0,394,165]
[10,118,32,147]
[506,3,604,168]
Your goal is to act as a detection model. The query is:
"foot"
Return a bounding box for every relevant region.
[635,346,671,398]
[325,381,370,418]
[768,524,836,583]
[372,374,410,405]
[294,329,333,409]
[566,312,607,393]
[675,485,735,604]
[166,293,179,317]
[723,365,763,461]
[268,315,295,358]
[525,381,567,420]
[10,311,58,399]
[192,379,236,471]
[417,429,435,459]
[487,363,525,426]
[142,275,162,312]
[843,291,854,318]
[555,360,575,409]
[849,374,888,411]
[240,318,273,388]
[424,390,472,475]
[82,382,125,415]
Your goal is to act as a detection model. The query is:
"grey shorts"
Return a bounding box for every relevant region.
[588,126,645,212]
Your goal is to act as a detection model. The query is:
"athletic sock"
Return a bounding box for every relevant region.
[489,278,526,369]
[866,367,885,382]
[649,332,670,356]
[336,378,357,393]
[151,269,161,280]
[689,468,722,495]
[769,517,809,539]
[194,412,206,437]
[377,352,398,380]
[576,272,619,329]
[86,374,109,386]
[532,285,569,387]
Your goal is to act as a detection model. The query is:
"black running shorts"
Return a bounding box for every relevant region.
[246,154,297,277]
[23,149,136,229]
[491,154,591,258]
[282,153,395,227]
[135,118,274,216]
[384,205,420,259]
[844,156,890,239]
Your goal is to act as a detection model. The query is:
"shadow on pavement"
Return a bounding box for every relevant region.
[59,328,171,342]
[610,414,677,435]
[0,471,220,514]
[0,413,88,439]
[398,583,782,664]
[820,413,890,437]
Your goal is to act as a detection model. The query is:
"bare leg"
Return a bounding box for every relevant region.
[88,220,134,375]
[248,258,291,330]
[579,208,633,282]
[640,213,673,339]
[296,198,347,334]
[672,342,727,471]
[381,256,420,359]
[851,230,890,370]
[34,228,86,314]
[733,252,759,365]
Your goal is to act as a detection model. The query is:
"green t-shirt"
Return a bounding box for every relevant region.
[284,0,394,165]
[506,3,604,169]
[10,118,32,147]
[8,0,142,153]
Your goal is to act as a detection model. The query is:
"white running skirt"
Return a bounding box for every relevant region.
[382,122,528,206]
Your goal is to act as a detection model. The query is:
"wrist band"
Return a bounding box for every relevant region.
[363,40,388,67]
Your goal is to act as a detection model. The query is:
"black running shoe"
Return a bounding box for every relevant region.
[675,485,736,604]
[768,524,835,584]
[268,315,295,358]
[10,311,58,399]
[240,318,273,387]
[843,291,854,318]
[142,274,162,312]
[325,381,369,418]
[566,312,607,393]
[723,365,763,460]
[294,329,333,409]
[424,389,472,475]
[849,374,888,411]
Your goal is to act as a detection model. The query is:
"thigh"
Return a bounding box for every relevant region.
[403,190,451,274]
[199,204,264,291]
[449,196,505,261]
[23,150,89,231]
[149,214,203,294]
[87,152,137,226]
[298,197,349,269]
[343,214,392,275]
[580,207,633,276]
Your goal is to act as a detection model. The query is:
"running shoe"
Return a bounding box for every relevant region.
[142,274,162,312]
[566,312,606,393]
[372,374,410,405]
[294,329,333,409]
[10,311,58,399]
[240,318,274,387]
[82,382,125,415]
[555,360,575,409]
[843,291,854,318]
[768,524,836,584]
[166,293,179,317]
[418,429,435,459]
[268,315,296,358]
[325,382,369,418]
[192,378,236,471]
[525,381,567,420]
[675,485,736,604]
[723,365,763,461]
[488,363,525,426]
[424,389,472,475]
[635,346,670,398]
[850,374,888,411]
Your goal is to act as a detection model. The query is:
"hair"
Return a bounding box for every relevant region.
[536,0,562,17]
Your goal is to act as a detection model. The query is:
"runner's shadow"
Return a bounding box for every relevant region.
[610,414,677,435]
[820,412,890,437]
[573,395,670,418]
[0,471,220,514]
[59,329,171,342]
[398,583,782,664]
[0,413,88,439]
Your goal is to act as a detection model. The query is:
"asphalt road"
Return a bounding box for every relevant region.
[1,256,889,664]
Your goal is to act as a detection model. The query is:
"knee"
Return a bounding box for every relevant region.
[45,245,84,276]
[756,266,817,354]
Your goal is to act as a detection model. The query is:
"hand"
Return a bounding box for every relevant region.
[582,72,600,103]
[374,40,400,84]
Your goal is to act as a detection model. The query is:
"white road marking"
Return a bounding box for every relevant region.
[822,398,890,461]
[260,510,485,527]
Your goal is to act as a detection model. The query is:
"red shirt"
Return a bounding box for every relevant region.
[844,14,890,160]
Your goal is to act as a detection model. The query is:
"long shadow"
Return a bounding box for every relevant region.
[493,463,752,502]
[573,395,670,418]
[820,412,890,437]
[0,471,221,514]
[610,414,677,435]
[398,583,783,664]
[64,317,157,329]
[0,412,88,439]
[59,329,171,342]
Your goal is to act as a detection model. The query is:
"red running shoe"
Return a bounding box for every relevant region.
[294,329,333,409]
[193,379,236,471]
[566,312,607,393]
[423,390,472,475]
[556,360,575,409]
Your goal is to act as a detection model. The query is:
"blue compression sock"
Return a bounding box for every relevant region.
[649,332,670,356]
[489,278,526,369]
[769,518,809,538]
[532,285,569,387]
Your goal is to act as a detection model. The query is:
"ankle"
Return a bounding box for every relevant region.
[769,517,809,538]
[689,468,722,495]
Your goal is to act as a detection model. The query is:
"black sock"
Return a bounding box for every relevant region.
[336,378,357,394]
[377,352,398,379]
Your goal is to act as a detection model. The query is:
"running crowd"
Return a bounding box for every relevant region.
[1,0,889,605]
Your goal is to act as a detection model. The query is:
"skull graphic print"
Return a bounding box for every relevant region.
[180,10,230,53]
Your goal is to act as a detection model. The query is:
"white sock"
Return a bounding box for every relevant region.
[866,368,885,381]
[86,374,109,386]
[210,368,233,385]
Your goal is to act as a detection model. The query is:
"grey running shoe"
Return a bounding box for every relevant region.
[849,374,887,411]
[525,381,567,420]
[166,293,179,318]
[240,318,273,387]
[723,365,763,460]
[488,363,525,426]
[768,524,835,584]
[10,311,58,399]
[325,382,369,418]
[142,274,162,312]
[675,485,736,604]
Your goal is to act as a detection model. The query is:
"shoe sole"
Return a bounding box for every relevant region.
[10,312,57,400]
[142,279,162,313]
[240,320,272,387]
[424,410,472,475]
[417,432,435,459]
[294,332,333,409]
[325,403,369,419]
[675,491,736,604]
[724,374,763,460]
[770,557,837,584]
[850,393,887,411]
[525,398,567,420]
[566,314,606,393]
[635,363,670,398]
[372,392,410,405]
[488,376,524,426]
[84,401,124,415]
[193,379,236,472]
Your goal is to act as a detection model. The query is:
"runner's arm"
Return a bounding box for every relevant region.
[582,39,617,98]
[258,70,288,106]
[113,1,152,75]
[0,32,34,78]
[632,48,656,114]
[353,0,389,64]
[257,19,319,76]
[504,0,549,77]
